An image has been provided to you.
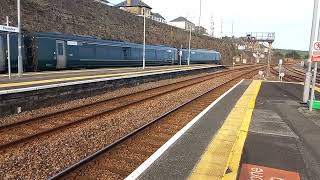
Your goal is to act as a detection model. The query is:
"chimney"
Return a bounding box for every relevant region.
[127,0,132,6]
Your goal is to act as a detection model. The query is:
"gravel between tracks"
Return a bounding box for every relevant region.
[0,68,229,126]
[0,68,256,179]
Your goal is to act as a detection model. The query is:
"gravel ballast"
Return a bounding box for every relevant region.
[0,67,260,179]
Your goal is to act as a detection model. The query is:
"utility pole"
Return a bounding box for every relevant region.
[221,19,223,38]
[6,16,11,79]
[232,21,234,37]
[266,42,272,77]
[143,9,146,69]
[17,0,23,77]
[309,10,320,111]
[303,0,319,103]
[198,0,202,33]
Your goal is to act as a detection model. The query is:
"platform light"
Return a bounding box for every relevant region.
[17,0,23,77]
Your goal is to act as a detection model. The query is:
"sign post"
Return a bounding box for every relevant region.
[0,18,19,79]
[278,59,283,80]
[310,41,320,111]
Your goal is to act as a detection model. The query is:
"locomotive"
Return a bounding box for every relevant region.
[0,32,221,72]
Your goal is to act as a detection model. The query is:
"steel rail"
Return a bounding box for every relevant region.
[48,67,263,180]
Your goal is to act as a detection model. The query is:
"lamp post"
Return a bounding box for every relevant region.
[303,0,319,103]
[6,16,11,79]
[188,27,191,66]
[142,9,146,69]
[17,0,23,77]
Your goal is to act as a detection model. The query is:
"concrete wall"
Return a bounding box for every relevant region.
[0,0,237,65]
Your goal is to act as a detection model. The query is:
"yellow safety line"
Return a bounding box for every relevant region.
[0,64,214,77]
[0,65,213,88]
[188,80,262,180]
[316,86,320,92]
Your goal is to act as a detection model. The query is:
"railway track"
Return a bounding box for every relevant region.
[0,65,263,150]
[48,67,262,179]
[281,66,320,84]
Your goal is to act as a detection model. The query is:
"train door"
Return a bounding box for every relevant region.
[56,40,66,69]
[0,36,5,71]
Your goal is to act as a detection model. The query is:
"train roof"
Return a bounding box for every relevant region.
[28,32,176,50]
[181,48,220,53]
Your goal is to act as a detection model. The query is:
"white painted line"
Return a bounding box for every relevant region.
[264,80,304,85]
[0,66,223,95]
[249,130,298,139]
[125,79,245,180]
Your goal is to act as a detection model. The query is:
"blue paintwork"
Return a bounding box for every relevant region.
[180,49,221,64]
[0,32,221,72]
[0,33,26,72]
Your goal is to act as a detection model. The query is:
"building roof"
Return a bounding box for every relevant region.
[170,16,194,24]
[195,26,207,30]
[115,0,152,9]
[95,0,110,5]
[151,12,165,20]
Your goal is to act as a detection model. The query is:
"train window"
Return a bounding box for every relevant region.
[123,47,131,58]
[57,43,64,55]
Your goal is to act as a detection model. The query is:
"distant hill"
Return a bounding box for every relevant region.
[274,49,308,59]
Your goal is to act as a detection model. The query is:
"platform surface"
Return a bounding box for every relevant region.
[0,64,221,92]
[127,81,320,180]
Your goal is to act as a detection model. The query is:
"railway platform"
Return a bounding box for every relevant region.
[0,64,224,116]
[0,64,222,91]
[126,80,320,180]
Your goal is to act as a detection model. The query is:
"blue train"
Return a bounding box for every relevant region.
[0,32,221,72]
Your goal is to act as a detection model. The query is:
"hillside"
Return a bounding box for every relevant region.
[0,0,237,64]
[274,49,308,59]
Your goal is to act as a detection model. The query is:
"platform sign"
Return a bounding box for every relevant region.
[239,164,300,180]
[0,25,19,33]
[312,41,320,62]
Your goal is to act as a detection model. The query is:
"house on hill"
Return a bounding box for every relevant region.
[195,26,208,35]
[115,0,152,17]
[115,0,166,23]
[169,17,195,31]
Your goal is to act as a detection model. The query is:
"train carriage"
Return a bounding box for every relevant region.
[0,32,220,72]
[25,32,178,70]
[180,48,221,64]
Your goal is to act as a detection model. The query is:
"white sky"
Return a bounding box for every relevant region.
[109,0,316,51]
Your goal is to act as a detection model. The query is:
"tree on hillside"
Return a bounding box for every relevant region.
[273,51,284,59]
[285,51,301,59]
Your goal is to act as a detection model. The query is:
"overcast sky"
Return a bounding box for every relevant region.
[109,0,315,51]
